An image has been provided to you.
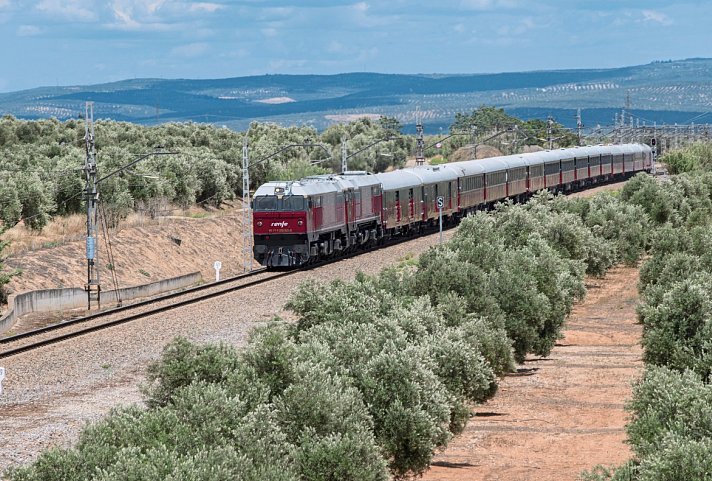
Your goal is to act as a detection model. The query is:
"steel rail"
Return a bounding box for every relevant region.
[0,269,293,359]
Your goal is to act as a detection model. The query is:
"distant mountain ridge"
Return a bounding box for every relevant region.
[2,58,712,131]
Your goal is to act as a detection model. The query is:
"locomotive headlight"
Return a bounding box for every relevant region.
[297,220,303,226]
[257,221,263,227]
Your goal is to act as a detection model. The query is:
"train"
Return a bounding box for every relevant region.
[252,143,653,267]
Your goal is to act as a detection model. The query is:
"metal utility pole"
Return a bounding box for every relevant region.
[576,109,583,146]
[341,136,348,173]
[547,117,554,150]
[470,125,478,157]
[652,122,658,175]
[83,102,101,310]
[242,134,253,272]
[415,108,425,166]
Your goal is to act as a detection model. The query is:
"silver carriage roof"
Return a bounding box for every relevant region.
[470,157,509,174]
[497,153,529,170]
[337,171,382,189]
[375,169,425,191]
[253,180,338,198]
[448,158,485,176]
[406,164,461,183]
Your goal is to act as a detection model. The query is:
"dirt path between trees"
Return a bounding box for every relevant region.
[424,264,643,481]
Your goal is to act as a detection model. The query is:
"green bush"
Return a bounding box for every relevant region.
[361,343,452,478]
[639,278,712,378]
[295,317,465,478]
[142,337,243,407]
[636,434,712,481]
[241,322,298,399]
[621,173,677,225]
[428,329,496,402]
[626,367,712,459]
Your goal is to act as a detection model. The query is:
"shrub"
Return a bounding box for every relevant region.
[428,329,496,402]
[621,173,677,225]
[636,434,712,481]
[286,278,399,332]
[273,361,388,481]
[626,367,712,459]
[639,278,712,378]
[142,337,242,407]
[361,343,452,478]
[241,322,298,399]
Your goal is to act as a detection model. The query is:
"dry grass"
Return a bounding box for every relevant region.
[1,203,243,257]
[2,215,86,255]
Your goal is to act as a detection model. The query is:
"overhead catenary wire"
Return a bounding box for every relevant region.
[99,200,122,307]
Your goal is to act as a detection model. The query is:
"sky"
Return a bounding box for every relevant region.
[1,0,711,93]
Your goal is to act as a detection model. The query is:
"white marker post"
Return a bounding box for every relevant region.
[437,196,444,245]
[213,261,222,282]
[0,367,5,395]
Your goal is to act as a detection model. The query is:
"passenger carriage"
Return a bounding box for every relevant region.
[525,153,546,193]
[500,155,529,201]
[477,157,509,204]
[408,165,460,222]
[610,145,625,176]
[449,160,485,213]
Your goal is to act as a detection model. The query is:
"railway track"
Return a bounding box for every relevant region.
[0,230,431,359]
[0,268,295,359]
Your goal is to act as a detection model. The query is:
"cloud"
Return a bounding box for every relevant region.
[105,0,175,30]
[189,2,224,13]
[35,0,97,21]
[327,40,345,53]
[17,25,42,36]
[459,0,519,11]
[496,16,541,37]
[110,3,141,29]
[642,9,671,25]
[261,27,279,37]
[354,1,369,12]
[170,42,209,58]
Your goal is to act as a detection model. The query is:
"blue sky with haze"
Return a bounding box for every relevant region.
[1,0,709,93]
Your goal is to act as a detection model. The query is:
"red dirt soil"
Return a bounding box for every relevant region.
[424,265,643,481]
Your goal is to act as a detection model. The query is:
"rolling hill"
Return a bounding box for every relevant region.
[2,58,712,132]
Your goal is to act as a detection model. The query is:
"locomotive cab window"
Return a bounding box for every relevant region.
[254,195,306,211]
[283,196,305,211]
[254,196,278,211]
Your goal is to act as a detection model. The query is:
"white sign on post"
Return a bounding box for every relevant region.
[437,196,444,244]
[0,367,5,395]
[213,261,222,282]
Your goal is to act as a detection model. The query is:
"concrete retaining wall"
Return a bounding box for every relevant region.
[0,272,202,335]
